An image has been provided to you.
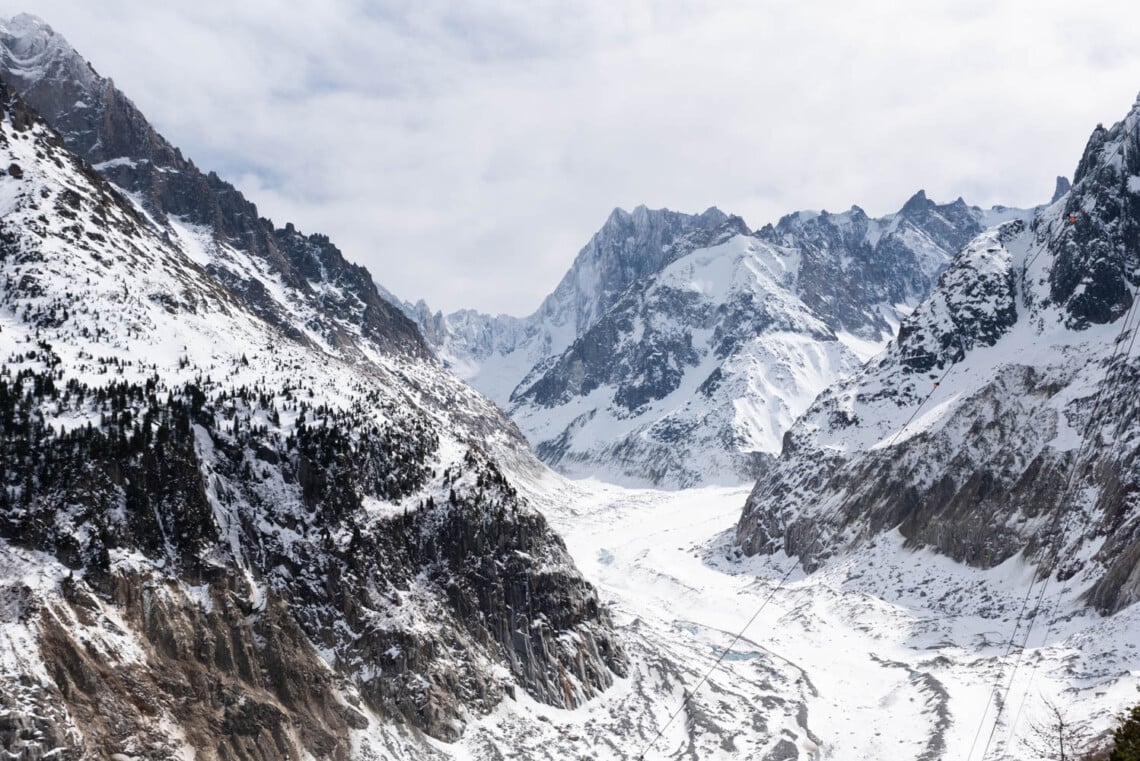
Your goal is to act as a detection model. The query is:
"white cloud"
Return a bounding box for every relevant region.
[8,0,1140,315]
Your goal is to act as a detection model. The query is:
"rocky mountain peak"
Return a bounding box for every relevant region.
[0,14,137,165]
[538,205,735,337]
[1073,124,1110,185]
[1047,102,1140,327]
[603,204,633,227]
[1052,175,1072,202]
[767,208,823,237]
[399,206,753,411]
[899,188,932,215]
[698,204,729,223]
[0,14,83,78]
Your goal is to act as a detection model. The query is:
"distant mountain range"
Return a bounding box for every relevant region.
[405,193,1038,486]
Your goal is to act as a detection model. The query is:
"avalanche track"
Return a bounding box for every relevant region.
[444,478,1140,761]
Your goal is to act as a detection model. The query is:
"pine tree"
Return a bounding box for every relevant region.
[1110,704,1140,761]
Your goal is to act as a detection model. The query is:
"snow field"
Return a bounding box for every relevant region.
[440,474,1140,760]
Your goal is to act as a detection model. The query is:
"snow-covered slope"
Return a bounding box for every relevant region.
[0,49,624,761]
[0,13,429,364]
[737,93,1140,616]
[489,194,1031,487]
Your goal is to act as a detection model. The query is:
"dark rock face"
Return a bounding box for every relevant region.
[736,363,1070,569]
[33,574,362,761]
[0,14,428,361]
[1048,119,1140,328]
[1052,175,1072,203]
[734,100,1140,614]
[1083,422,1140,613]
[519,284,702,412]
[894,221,1022,374]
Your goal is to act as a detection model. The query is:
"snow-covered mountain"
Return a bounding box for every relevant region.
[508,217,856,486]
[513,195,1036,487]
[414,189,1030,487]
[409,205,731,405]
[3,11,1139,761]
[0,18,625,758]
[736,93,1140,615]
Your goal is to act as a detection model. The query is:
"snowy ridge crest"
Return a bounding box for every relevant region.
[0,14,434,366]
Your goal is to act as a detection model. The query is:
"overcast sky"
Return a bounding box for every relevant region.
[8,1,1140,315]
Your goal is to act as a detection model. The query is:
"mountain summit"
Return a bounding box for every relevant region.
[409,205,733,404]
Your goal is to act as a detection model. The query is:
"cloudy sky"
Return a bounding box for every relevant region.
[8,1,1140,315]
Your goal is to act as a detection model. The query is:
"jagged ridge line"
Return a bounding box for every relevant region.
[1021,124,1130,283]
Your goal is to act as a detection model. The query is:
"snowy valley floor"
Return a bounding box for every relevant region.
[441,477,1140,761]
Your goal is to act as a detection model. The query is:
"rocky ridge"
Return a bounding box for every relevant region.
[0,13,428,363]
[735,94,1140,614]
